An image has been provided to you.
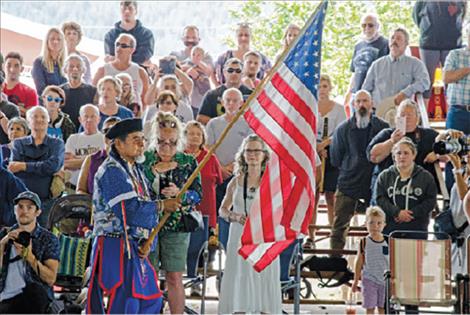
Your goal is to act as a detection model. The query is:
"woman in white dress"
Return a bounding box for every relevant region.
[218,134,282,314]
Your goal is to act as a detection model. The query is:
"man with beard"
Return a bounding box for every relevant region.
[104,1,154,67]
[348,14,389,94]
[0,191,59,313]
[329,90,389,251]
[61,54,98,129]
[87,118,180,314]
[362,27,429,114]
[170,25,214,116]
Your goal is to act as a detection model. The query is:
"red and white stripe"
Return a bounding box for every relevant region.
[239,63,318,272]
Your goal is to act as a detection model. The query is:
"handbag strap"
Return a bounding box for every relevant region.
[243,174,248,217]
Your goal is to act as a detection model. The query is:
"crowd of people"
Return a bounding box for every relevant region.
[0,1,469,314]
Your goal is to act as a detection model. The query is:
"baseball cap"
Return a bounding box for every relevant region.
[14,191,41,209]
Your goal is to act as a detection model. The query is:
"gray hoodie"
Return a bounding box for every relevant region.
[375,164,437,235]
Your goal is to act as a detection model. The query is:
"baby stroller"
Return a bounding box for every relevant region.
[47,194,93,313]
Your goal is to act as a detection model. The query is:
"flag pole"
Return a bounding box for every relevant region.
[139,0,327,256]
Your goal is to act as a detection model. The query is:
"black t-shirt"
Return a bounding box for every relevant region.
[350,36,389,92]
[60,83,97,130]
[367,126,439,187]
[198,85,252,119]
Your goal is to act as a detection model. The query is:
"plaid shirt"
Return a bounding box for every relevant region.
[444,47,470,106]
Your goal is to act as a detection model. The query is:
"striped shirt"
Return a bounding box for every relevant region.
[361,236,389,286]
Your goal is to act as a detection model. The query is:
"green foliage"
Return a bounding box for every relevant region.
[228,1,422,97]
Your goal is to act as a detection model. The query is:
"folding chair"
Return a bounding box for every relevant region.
[385,231,462,314]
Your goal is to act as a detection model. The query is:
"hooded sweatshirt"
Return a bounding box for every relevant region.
[375,163,437,235]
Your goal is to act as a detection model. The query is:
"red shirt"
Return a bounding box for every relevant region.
[188,148,223,228]
[3,82,39,111]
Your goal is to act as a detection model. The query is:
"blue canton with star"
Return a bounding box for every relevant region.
[284,1,328,99]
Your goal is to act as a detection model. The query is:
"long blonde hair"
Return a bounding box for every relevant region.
[41,27,66,74]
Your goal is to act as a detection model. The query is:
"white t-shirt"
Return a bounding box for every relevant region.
[65,132,105,185]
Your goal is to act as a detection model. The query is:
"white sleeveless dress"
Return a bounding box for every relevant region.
[218,183,282,314]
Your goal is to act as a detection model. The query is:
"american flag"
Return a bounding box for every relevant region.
[239,1,328,272]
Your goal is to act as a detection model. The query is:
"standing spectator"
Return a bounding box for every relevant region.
[8,106,64,227]
[0,191,59,313]
[443,23,470,191]
[197,58,252,125]
[116,72,140,117]
[0,75,20,145]
[31,27,67,97]
[144,74,194,123]
[368,100,439,201]
[375,137,437,236]
[447,151,470,276]
[362,27,430,113]
[413,1,467,100]
[205,88,252,250]
[64,104,105,191]
[41,85,75,142]
[351,206,389,315]
[94,34,149,109]
[143,91,183,139]
[184,120,223,236]
[2,52,38,116]
[241,51,262,89]
[95,76,133,130]
[1,118,29,168]
[61,54,97,129]
[61,21,92,84]
[215,23,271,85]
[170,25,214,115]
[306,75,347,249]
[329,90,388,251]
[142,112,202,315]
[180,46,212,117]
[76,116,120,195]
[348,14,389,96]
[104,1,155,66]
[218,135,281,314]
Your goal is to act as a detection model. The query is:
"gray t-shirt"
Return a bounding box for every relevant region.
[206,115,252,166]
[0,248,26,301]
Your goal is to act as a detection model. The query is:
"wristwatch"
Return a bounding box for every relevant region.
[453,168,464,175]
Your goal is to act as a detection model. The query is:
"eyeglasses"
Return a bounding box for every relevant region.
[157,138,178,148]
[159,121,177,128]
[361,23,375,29]
[46,95,63,103]
[159,100,176,106]
[226,68,242,74]
[115,42,134,49]
[245,149,264,154]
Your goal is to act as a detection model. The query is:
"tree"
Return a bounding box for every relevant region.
[228,1,421,97]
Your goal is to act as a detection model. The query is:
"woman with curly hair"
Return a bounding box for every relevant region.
[218,134,282,314]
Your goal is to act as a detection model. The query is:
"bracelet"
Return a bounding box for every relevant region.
[453,168,464,175]
[157,200,164,211]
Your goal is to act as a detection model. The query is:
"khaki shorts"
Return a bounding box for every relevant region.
[150,230,190,272]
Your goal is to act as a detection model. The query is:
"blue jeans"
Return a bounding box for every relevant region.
[445,105,470,191]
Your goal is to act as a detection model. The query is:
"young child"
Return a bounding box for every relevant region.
[352,206,389,315]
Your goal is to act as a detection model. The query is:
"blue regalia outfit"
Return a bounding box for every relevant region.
[86,119,163,314]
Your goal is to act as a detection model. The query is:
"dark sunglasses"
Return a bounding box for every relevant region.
[159,121,177,128]
[361,23,375,29]
[157,138,178,147]
[226,68,242,74]
[46,95,63,103]
[115,42,134,49]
